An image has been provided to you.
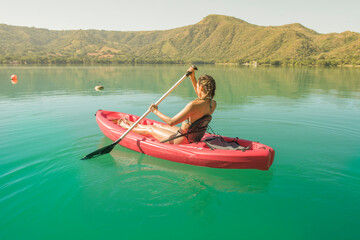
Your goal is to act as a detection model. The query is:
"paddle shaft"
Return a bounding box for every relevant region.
[113,70,194,145]
[81,66,197,159]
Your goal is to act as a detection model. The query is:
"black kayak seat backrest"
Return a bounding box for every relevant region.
[161,114,212,143]
[187,114,212,143]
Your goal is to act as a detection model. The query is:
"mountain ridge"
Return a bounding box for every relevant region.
[0,15,359,66]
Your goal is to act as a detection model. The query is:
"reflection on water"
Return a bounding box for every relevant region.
[109,144,273,194]
[1,65,359,104]
[77,138,274,224]
[78,136,273,216]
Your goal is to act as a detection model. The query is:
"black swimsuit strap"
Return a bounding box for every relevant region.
[204,97,213,111]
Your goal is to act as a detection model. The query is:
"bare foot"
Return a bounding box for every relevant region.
[117,119,130,129]
[123,118,135,126]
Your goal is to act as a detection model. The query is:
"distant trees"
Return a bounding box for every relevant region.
[1,52,359,67]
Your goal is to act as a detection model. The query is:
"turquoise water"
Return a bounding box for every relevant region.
[0,65,359,239]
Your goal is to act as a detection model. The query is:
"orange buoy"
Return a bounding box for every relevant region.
[11,75,18,84]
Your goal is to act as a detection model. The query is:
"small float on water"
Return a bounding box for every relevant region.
[11,75,18,84]
[94,82,104,91]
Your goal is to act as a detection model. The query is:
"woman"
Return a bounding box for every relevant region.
[118,66,216,144]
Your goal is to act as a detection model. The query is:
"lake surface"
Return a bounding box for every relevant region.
[0,65,359,239]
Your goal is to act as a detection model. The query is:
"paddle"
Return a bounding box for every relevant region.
[81,65,198,160]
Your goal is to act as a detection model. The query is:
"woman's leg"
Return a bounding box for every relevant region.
[119,119,180,143]
[152,123,179,132]
[123,118,179,132]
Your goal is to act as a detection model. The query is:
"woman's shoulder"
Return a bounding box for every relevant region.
[191,98,208,107]
[189,98,203,105]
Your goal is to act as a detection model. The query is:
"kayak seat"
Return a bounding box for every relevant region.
[161,115,212,143]
[204,136,251,151]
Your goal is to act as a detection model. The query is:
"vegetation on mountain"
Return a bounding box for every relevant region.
[0,15,359,66]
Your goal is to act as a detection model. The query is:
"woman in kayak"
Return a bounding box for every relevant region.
[118,66,216,144]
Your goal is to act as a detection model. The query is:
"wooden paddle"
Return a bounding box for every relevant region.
[81,65,198,160]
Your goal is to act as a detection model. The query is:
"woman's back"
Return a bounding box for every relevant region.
[189,98,216,122]
[181,98,216,132]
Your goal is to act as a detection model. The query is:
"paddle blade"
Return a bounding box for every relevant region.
[81,142,117,160]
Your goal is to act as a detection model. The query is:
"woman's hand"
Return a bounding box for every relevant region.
[187,66,196,78]
[149,103,158,113]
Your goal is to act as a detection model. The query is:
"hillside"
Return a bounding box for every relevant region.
[0,15,359,66]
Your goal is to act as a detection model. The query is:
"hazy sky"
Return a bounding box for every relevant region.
[0,0,359,33]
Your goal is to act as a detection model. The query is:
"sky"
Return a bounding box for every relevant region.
[0,0,359,34]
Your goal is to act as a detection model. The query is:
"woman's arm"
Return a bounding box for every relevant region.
[150,102,193,126]
[188,66,197,95]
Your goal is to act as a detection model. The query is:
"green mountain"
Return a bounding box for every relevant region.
[1,15,359,66]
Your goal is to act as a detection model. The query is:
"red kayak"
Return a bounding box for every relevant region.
[96,110,275,170]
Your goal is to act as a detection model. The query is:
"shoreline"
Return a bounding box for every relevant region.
[1,62,360,68]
